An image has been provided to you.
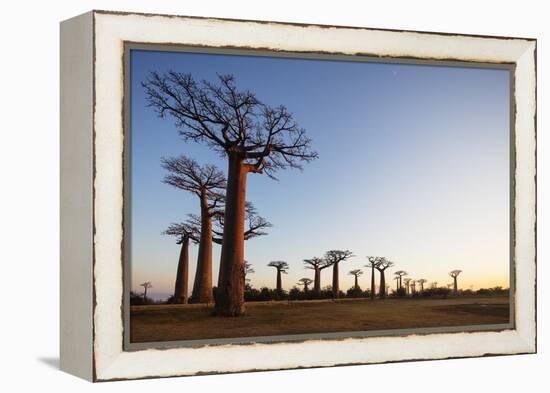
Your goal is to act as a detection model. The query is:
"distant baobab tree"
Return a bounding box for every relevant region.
[446,283,453,289]
[349,269,364,291]
[431,281,438,289]
[163,222,199,304]
[143,72,318,316]
[244,260,255,284]
[297,278,313,292]
[449,270,462,294]
[366,256,384,299]
[268,261,289,294]
[374,258,394,298]
[303,257,332,296]
[325,250,354,298]
[410,279,416,294]
[161,155,225,304]
[393,270,408,290]
[403,278,412,295]
[417,278,427,292]
[393,275,400,291]
[140,281,152,304]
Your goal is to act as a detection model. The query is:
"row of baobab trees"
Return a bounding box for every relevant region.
[138,248,463,304]
[243,256,463,299]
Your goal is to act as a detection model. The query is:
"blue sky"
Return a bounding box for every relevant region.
[130,49,510,300]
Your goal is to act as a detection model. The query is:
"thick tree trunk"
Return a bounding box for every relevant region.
[143,287,148,303]
[276,270,282,293]
[332,262,339,298]
[370,265,375,299]
[453,277,458,294]
[379,270,386,298]
[215,153,247,316]
[191,192,213,303]
[304,283,309,292]
[354,275,359,290]
[314,268,321,295]
[173,237,189,304]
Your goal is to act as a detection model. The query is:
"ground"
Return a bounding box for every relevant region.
[129,296,509,343]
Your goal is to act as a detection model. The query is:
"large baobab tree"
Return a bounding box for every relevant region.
[449,270,462,294]
[303,257,332,296]
[417,278,427,292]
[325,250,354,298]
[144,73,318,316]
[140,281,152,304]
[394,270,408,290]
[161,155,225,304]
[297,278,313,292]
[366,256,384,299]
[163,222,199,304]
[349,269,364,291]
[374,257,394,298]
[268,261,289,294]
[403,278,412,295]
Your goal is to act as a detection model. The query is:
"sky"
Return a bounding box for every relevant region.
[130,49,511,300]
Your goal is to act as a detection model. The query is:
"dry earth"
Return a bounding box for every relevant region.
[130,296,509,343]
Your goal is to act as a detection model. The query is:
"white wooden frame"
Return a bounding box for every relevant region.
[60,10,536,382]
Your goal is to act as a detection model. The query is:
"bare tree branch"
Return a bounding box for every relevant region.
[144,72,318,179]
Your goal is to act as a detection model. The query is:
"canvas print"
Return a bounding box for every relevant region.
[127,48,512,345]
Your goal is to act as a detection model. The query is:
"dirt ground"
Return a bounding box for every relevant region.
[129,296,510,343]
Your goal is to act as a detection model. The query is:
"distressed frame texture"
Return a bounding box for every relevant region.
[60,10,536,382]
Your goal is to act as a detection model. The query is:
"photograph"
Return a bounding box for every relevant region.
[126,47,512,345]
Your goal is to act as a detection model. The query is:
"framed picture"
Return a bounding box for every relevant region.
[60,10,536,381]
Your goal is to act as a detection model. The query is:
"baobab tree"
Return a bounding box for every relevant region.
[201,202,271,287]
[325,250,354,298]
[394,270,408,290]
[161,155,225,304]
[268,261,289,294]
[303,257,332,296]
[417,278,427,292]
[374,258,394,298]
[297,278,313,292]
[366,256,384,299]
[410,279,417,294]
[403,278,412,295]
[140,281,152,304]
[211,202,272,245]
[244,260,255,284]
[144,72,318,316]
[449,270,462,294]
[163,222,199,304]
[349,269,364,291]
[431,281,438,289]
[393,276,400,292]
